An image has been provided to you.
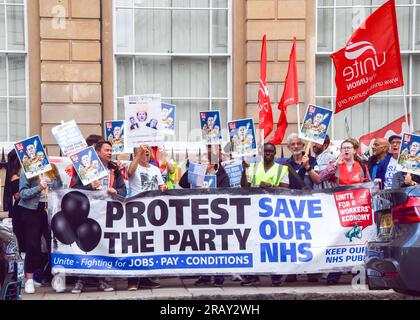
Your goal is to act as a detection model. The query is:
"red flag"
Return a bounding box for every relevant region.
[270,37,299,145]
[258,34,274,139]
[359,114,410,156]
[331,0,404,113]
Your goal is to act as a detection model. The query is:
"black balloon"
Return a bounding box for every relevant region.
[76,218,102,252]
[61,191,90,228]
[51,211,77,245]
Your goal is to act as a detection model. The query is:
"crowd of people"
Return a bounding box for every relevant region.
[2,130,419,294]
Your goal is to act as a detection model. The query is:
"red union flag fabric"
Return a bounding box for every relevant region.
[359,114,410,156]
[270,37,299,145]
[258,34,274,139]
[331,0,404,113]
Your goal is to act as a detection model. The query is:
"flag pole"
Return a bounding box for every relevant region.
[297,103,301,135]
[402,86,412,133]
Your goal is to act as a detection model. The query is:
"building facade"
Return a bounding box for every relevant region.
[0,0,419,157]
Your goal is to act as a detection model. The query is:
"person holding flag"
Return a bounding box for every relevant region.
[270,37,299,145]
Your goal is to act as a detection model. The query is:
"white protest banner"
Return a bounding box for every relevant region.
[14,135,52,179]
[50,183,377,277]
[52,120,87,156]
[124,94,164,147]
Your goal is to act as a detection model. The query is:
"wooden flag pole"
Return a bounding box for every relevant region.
[297,103,301,135]
[42,173,48,210]
[304,141,312,157]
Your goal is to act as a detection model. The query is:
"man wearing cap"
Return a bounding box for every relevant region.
[375,134,402,189]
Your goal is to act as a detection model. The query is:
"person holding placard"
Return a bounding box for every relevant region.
[18,164,62,294]
[374,134,402,189]
[127,144,167,290]
[283,133,321,283]
[71,141,126,294]
[72,141,126,195]
[285,133,320,190]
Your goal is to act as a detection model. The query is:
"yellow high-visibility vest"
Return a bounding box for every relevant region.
[249,162,288,187]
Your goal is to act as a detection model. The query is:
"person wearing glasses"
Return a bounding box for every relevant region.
[374,134,402,189]
[318,138,370,187]
[316,138,370,285]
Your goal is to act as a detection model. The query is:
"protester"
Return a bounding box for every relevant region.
[319,138,370,186]
[158,146,178,189]
[127,144,167,290]
[367,138,390,180]
[285,133,321,190]
[86,134,105,148]
[3,150,25,253]
[240,142,289,286]
[318,138,370,284]
[375,134,402,189]
[19,164,62,294]
[71,141,126,294]
[392,172,420,188]
[37,163,62,285]
[179,147,230,287]
[392,131,420,188]
[283,133,320,283]
[312,135,338,190]
[68,134,104,187]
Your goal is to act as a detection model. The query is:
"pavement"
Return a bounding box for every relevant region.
[22,274,420,300]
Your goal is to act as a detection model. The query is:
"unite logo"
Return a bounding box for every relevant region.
[258,80,270,112]
[342,41,386,90]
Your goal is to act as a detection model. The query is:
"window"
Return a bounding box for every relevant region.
[113,0,232,147]
[316,0,419,140]
[0,0,27,143]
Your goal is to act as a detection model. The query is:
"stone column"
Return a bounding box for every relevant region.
[245,0,314,151]
[39,0,103,155]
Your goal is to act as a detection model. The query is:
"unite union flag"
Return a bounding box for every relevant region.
[258,34,274,139]
[331,0,404,113]
[269,37,299,145]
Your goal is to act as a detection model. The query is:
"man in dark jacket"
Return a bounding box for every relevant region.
[72,141,127,196]
[367,138,389,180]
[70,141,126,294]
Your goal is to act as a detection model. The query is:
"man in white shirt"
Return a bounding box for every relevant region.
[375,134,402,189]
[127,144,167,290]
[128,145,167,196]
